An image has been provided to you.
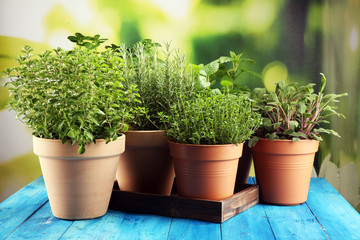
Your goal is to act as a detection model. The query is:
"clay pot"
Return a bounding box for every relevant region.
[251,138,319,205]
[116,130,175,195]
[168,142,243,200]
[33,135,125,220]
[236,142,253,185]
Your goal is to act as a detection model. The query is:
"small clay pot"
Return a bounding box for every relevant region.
[168,142,243,200]
[251,138,319,205]
[116,130,174,195]
[33,135,125,220]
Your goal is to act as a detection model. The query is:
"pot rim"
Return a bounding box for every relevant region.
[32,134,125,143]
[256,138,319,143]
[168,141,244,148]
[126,129,165,133]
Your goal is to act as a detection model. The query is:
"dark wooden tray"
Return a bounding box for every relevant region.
[109,182,259,223]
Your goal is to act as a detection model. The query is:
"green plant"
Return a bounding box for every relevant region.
[67,32,108,50]
[249,73,347,146]
[195,51,262,93]
[4,42,139,154]
[160,91,262,145]
[118,40,197,130]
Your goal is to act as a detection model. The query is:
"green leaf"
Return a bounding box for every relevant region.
[298,102,307,114]
[123,123,129,133]
[289,132,307,138]
[310,134,323,141]
[67,36,78,43]
[95,108,106,115]
[283,129,294,135]
[289,121,299,130]
[195,75,210,91]
[210,89,222,95]
[112,134,118,141]
[78,145,85,155]
[218,56,232,63]
[319,73,326,93]
[85,42,96,50]
[203,60,219,76]
[220,80,233,88]
[268,132,277,141]
[248,136,259,148]
[67,129,76,138]
[85,131,94,140]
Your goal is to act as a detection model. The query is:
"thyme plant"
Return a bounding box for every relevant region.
[249,73,347,146]
[5,44,139,154]
[160,91,262,145]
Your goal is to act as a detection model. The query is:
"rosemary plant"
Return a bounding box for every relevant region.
[118,40,197,130]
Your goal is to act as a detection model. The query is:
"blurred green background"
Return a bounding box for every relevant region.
[0,0,359,211]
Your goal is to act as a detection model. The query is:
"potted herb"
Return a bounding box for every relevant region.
[112,40,197,195]
[161,90,262,200]
[249,74,347,205]
[4,35,138,219]
[197,51,262,184]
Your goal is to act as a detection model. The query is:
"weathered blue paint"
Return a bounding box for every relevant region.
[114,212,172,240]
[60,210,127,240]
[222,204,275,240]
[5,202,73,240]
[2,176,360,240]
[0,176,48,239]
[306,178,360,240]
[168,218,221,240]
[262,203,329,240]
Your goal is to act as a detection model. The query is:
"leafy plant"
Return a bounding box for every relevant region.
[195,51,262,93]
[160,91,262,145]
[118,40,197,130]
[249,73,347,146]
[4,41,139,154]
[67,32,108,50]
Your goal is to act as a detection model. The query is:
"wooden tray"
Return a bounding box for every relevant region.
[109,182,258,223]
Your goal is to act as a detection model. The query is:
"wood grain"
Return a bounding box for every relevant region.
[2,176,360,239]
[109,182,259,223]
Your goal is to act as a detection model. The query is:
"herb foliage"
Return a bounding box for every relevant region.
[160,91,262,145]
[249,73,347,146]
[118,40,197,130]
[195,51,262,93]
[4,42,139,154]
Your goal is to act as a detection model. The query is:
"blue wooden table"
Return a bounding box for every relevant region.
[1,176,360,240]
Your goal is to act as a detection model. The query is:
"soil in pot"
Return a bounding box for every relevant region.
[33,135,125,220]
[116,130,175,195]
[251,138,319,205]
[168,142,243,200]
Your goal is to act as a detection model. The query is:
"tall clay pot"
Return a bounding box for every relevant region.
[168,142,243,200]
[251,138,319,205]
[33,135,125,220]
[116,130,175,195]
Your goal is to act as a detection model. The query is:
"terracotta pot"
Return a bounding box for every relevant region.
[116,130,175,195]
[168,142,243,200]
[33,135,125,220]
[251,138,319,205]
[236,142,253,184]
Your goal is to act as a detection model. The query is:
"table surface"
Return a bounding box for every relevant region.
[1,176,360,240]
